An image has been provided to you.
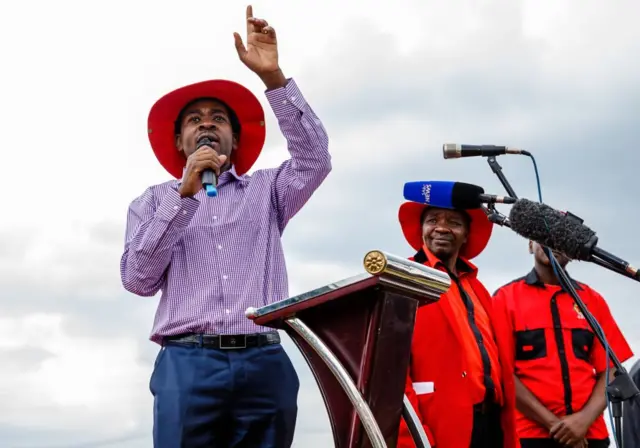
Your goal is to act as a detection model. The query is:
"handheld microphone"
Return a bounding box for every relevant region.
[509,198,640,280]
[197,137,218,197]
[442,143,529,159]
[403,181,517,210]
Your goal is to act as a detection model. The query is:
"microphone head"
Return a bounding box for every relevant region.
[197,136,213,149]
[442,143,461,159]
[403,181,485,209]
[508,199,597,260]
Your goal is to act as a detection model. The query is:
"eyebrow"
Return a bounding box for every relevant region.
[184,107,228,116]
[425,211,465,221]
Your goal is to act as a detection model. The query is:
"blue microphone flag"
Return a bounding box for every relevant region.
[403,181,457,209]
[403,181,486,209]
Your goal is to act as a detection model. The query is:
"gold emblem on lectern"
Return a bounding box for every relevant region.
[363,250,388,275]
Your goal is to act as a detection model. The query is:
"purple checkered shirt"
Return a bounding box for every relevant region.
[120,79,331,344]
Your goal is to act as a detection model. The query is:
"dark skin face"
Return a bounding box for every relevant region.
[529,241,570,284]
[422,207,469,273]
[175,98,238,172]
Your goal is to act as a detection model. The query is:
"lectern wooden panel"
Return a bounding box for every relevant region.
[245,251,451,448]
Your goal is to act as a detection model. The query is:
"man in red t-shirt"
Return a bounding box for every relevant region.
[493,241,634,448]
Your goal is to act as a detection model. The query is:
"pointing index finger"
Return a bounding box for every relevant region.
[246,5,253,36]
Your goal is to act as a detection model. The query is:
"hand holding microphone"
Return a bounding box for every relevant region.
[178,138,227,198]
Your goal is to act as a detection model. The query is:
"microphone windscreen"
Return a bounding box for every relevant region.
[508,199,596,259]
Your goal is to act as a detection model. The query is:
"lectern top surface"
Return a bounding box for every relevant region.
[246,251,452,325]
[246,272,374,320]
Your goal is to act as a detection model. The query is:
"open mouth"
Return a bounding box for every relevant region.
[197,133,220,147]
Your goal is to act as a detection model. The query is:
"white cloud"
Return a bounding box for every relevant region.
[0,0,639,446]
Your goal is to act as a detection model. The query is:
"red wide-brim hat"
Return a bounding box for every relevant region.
[398,202,493,260]
[147,79,266,179]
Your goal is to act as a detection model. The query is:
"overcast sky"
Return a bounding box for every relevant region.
[1,0,639,446]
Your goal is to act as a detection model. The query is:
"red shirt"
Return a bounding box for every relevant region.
[493,269,634,440]
[436,250,504,405]
[398,247,517,448]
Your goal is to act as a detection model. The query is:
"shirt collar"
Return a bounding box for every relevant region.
[175,164,246,187]
[413,246,478,278]
[524,268,583,291]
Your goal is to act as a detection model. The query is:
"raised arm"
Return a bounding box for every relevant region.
[233,6,332,231]
[266,79,331,230]
[120,187,199,296]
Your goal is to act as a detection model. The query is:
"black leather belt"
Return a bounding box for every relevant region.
[163,332,280,350]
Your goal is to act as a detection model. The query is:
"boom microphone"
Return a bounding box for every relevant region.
[198,137,218,197]
[403,181,516,210]
[442,143,529,159]
[508,198,640,280]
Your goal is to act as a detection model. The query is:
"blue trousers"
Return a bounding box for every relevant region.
[150,342,300,448]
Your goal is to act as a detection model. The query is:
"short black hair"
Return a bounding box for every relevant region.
[174,97,242,136]
[420,207,471,229]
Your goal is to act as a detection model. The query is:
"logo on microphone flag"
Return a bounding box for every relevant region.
[421,183,431,203]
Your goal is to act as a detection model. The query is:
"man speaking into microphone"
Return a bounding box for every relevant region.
[120,6,331,447]
[396,181,518,448]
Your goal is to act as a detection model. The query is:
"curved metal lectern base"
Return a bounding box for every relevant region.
[285,317,387,448]
[246,250,452,448]
[402,395,431,448]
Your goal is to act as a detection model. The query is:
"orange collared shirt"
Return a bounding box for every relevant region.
[422,246,504,405]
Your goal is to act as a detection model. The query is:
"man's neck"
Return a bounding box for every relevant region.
[220,162,233,175]
[440,256,458,276]
[534,264,561,285]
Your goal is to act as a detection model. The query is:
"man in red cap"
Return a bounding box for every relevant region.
[120,6,331,447]
[492,241,633,448]
[396,200,518,448]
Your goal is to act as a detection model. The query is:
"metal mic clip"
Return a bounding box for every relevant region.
[482,205,510,227]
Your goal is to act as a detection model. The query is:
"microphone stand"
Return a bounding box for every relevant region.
[489,156,640,284]
[484,156,639,448]
[486,156,518,198]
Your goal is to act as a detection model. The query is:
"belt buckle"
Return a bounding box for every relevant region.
[219,335,246,349]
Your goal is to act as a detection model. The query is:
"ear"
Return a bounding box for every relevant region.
[175,134,183,153]
[528,240,534,254]
[232,133,239,151]
[230,133,239,161]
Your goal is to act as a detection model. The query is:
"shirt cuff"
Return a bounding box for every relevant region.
[264,78,308,118]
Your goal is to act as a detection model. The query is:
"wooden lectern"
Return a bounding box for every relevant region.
[245,250,451,448]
